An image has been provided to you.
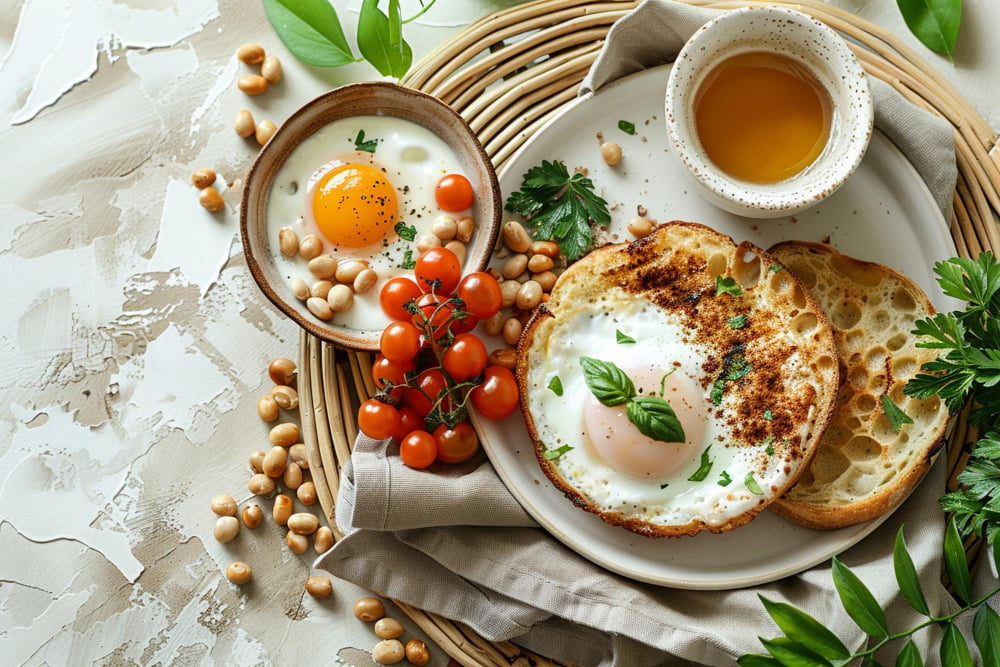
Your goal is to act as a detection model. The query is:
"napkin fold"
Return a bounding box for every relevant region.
[318,2,961,664]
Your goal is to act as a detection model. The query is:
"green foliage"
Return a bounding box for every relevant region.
[896,0,962,60]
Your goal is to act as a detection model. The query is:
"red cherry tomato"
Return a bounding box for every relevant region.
[400,430,437,469]
[457,272,502,319]
[391,406,426,443]
[435,173,474,212]
[380,277,422,321]
[471,365,519,419]
[449,312,479,335]
[411,292,453,339]
[415,247,462,295]
[407,368,450,416]
[371,355,414,389]
[358,399,400,440]
[434,422,479,463]
[443,333,488,381]
[379,321,421,362]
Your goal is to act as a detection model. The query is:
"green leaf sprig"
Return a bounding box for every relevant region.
[504,160,611,260]
[263,0,435,77]
[579,357,685,444]
[904,252,1000,544]
[740,522,1000,665]
[896,0,962,60]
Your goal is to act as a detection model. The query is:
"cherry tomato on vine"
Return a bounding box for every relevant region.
[434,422,479,463]
[415,247,462,295]
[412,293,454,339]
[372,355,414,389]
[470,365,519,419]
[449,312,479,335]
[358,399,400,440]
[443,333,488,381]
[380,277,422,321]
[391,406,426,443]
[407,368,451,416]
[380,321,421,362]
[457,272,502,319]
[435,173,474,212]
[400,430,438,469]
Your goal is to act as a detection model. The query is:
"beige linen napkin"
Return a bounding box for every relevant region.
[318,2,961,665]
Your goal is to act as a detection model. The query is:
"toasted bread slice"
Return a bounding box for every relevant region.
[516,222,840,537]
[768,242,950,530]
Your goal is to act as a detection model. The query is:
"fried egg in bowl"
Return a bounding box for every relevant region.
[516,222,840,537]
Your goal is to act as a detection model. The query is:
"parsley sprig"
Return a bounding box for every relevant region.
[504,160,611,260]
[903,252,1000,543]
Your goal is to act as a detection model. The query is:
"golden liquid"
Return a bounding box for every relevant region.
[693,52,832,184]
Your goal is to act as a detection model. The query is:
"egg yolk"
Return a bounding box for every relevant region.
[583,365,706,479]
[312,163,398,248]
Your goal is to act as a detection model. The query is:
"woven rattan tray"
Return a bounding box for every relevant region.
[298,1,1000,663]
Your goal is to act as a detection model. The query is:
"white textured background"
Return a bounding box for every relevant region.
[0,0,996,664]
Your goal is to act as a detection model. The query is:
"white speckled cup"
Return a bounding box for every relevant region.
[665,7,873,218]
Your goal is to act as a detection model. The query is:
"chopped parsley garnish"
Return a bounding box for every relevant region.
[687,445,713,482]
[715,276,742,297]
[710,346,751,406]
[504,160,610,260]
[710,379,726,406]
[618,120,636,135]
[765,443,775,456]
[394,221,417,241]
[548,376,564,396]
[354,129,378,153]
[543,444,573,460]
[745,472,764,495]
[616,330,636,344]
[881,395,914,433]
[763,409,774,421]
[728,314,748,329]
[400,249,415,270]
[718,470,732,487]
[770,264,784,273]
[660,482,669,489]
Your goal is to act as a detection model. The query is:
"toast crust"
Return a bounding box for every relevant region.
[516,222,841,537]
[767,242,950,530]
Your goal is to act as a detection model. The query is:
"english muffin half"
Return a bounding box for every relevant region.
[516,222,840,537]
[768,242,950,530]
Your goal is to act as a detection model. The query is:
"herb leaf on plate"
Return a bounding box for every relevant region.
[896,0,963,60]
[504,159,611,260]
[263,0,357,67]
[358,0,413,77]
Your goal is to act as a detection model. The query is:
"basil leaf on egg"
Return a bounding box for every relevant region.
[626,396,686,443]
[745,472,764,495]
[548,376,564,397]
[543,444,573,460]
[715,276,742,297]
[616,330,636,344]
[718,470,732,487]
[687,445,713,482]
[399,249,415,270]
[394,221,417,241]
[881,395,914,433]
[580,357,635,406]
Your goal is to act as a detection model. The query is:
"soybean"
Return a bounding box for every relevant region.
[455,216,475,243]
[297,481,317,506]
[431,215,457,241]
[484,311,505,336]
[500,280,520,308]
[305,576,333,598]
[278,227,299,257]
[372,639,405,665]
[271,385,298,410]
[289,443,309,469]
[529,240,560,258]
[282,462,303,490]
[414,233,440,254]
[288,512,319,535]
[335,260,366,284]
[262,445,288,478]
[249,450,266,474]
[489,348,517,370]
[191,168,216,189]
[261,55,282,84]
[234,109,255,138]
[286,531,309,554]
[310,280,333,300]
[354,596,386,621]
[307,297,332,320]
[298,234,323,260]
[273,494,293,525]
[627,216,654,238]
[242,504,263,528]
[308,255,337,279]
[211,494,238,516]
[600,141,623,166]
[503,317,522,346]
[226,561,252,585]
[502,221,531,252]
[501,254,528,280]
[237,74,268,95]
[444,240,466,264]
[314,526,333,553]
[527,254,553,274]
[255,119,277,146]
[353,268,377,294]
[199,187,225,213]
[247,473,275,496]
[327,284,354,313]
[269,358,297,385]
[214,516,240,543]
[405,639,431,666]
[533,270,557,292]
[374,617,404,640]
[290,277,310,301]
[269,422,299,447]
[237,43,265,65]
[516,281,543,310]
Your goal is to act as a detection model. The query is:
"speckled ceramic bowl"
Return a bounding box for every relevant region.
[665,7,873,218]
[241,82,502,350]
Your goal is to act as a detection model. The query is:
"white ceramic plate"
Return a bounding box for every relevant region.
[474,65,958,590]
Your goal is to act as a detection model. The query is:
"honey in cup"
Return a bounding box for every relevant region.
[693,51,833,184]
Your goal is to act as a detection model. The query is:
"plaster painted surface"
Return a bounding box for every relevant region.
[0,1,996,664]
